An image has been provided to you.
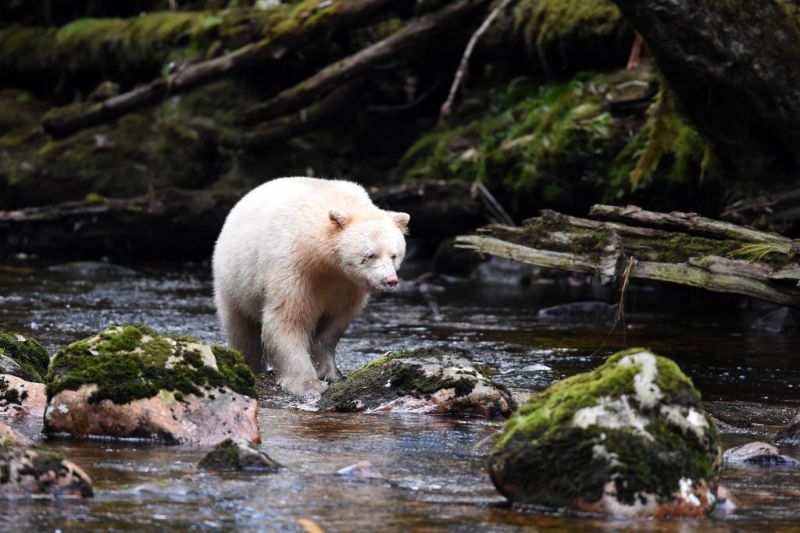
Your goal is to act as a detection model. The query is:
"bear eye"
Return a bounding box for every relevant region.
[391,254,397,260]
[368,253,377,260]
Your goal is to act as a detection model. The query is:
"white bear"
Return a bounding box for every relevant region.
[212,177,409,397]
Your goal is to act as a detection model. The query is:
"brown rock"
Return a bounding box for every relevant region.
[0,374,47,418]
[0,421,33,446]
[0,439,93,499]
[45,385,260,446]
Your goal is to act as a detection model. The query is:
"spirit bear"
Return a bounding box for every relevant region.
[212,177,409,397]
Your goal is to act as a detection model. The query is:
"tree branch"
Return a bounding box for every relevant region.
[238,0,489,125]
[41,0,404,138]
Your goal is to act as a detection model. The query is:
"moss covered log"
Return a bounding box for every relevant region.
[510,0,630,76]
[456,205,800,307]
[0,3,331,93]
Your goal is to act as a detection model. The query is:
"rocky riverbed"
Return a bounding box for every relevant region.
[1,261,799,530]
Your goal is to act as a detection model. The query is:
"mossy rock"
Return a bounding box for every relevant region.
[46,324,256,404]
[0,330,50,383]
[318,348,515,418]
[0,111,215,209]
[510,0,629,75]
[0,437,94,499]
[488,348,721,517]
[395,70,653,214]
[198,438,281,472]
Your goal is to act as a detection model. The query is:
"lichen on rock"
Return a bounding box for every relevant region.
[488,348,721,517]
[44,324,260,445]
[318,348,515,418]
[198,438,281,472]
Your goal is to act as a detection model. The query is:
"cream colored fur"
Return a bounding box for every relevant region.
[212,177,409,397]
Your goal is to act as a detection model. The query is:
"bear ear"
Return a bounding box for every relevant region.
[390,212,410,233]
[329,209,349,229]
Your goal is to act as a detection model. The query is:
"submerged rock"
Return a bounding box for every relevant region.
[43,324,260,445]
[773,414,800,446]
[318,349,515,418]
[198,438,280,472]
[723,442,799,466]
[536,301,617,322]
[335,460,384,480]
[0,330,50,382]
[0,375,47,418]
[488,348,721,518]
[0,436,93,499]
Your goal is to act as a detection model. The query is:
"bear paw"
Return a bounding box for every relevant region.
[280,376,329,398]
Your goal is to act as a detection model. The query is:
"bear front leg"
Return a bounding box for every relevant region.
[311,307,361,382]
[262,309,327,398]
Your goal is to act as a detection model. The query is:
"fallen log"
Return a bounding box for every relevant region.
[0,182,486,261]
[41,0,403,138]
[239,0,488,125]
[455,205,800,307]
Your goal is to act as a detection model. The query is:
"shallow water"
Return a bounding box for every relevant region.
[1,261,799,531]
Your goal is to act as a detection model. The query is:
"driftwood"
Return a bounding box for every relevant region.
[239,0,487,125]
[41,0,401,138]
[455,205,800,307]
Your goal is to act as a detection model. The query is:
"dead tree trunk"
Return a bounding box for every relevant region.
[609,0,800,186]
[456,205,800,307]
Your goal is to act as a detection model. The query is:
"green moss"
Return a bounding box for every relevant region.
[198,438,241,470]
[0,330,50,383]
[46,325,257,404]
[0,110,213,205]
[489,348,720,508]
[607,87,716,201]
[396,70,649,211]
[319,348,511,413]
[512,0,624,75]
[0,90,46,135]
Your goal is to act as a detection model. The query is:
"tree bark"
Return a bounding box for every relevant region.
[609,0,800,185]
[41,0,403,138]
[455,206,800,307]
[239,0,489,125]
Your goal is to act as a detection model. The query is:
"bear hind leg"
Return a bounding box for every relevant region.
[218,297,263,371]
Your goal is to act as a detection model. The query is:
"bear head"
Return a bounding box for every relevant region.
[328,208,409,292]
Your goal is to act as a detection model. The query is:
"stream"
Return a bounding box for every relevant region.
[0,260,799,531]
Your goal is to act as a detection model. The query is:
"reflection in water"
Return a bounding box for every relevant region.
[0,263,799,531]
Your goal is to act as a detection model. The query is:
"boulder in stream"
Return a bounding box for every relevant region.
[1,374,47,418]
[198,438,281,472]
[488,348,721,518]
[774,414,800,446]
[0,432,93,499]
[318,348,515,418]
[0,330,50,382]
[723,441,799,466]
[43,324,260,445]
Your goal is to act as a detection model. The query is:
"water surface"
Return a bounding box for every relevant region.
[1,262,798,531]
